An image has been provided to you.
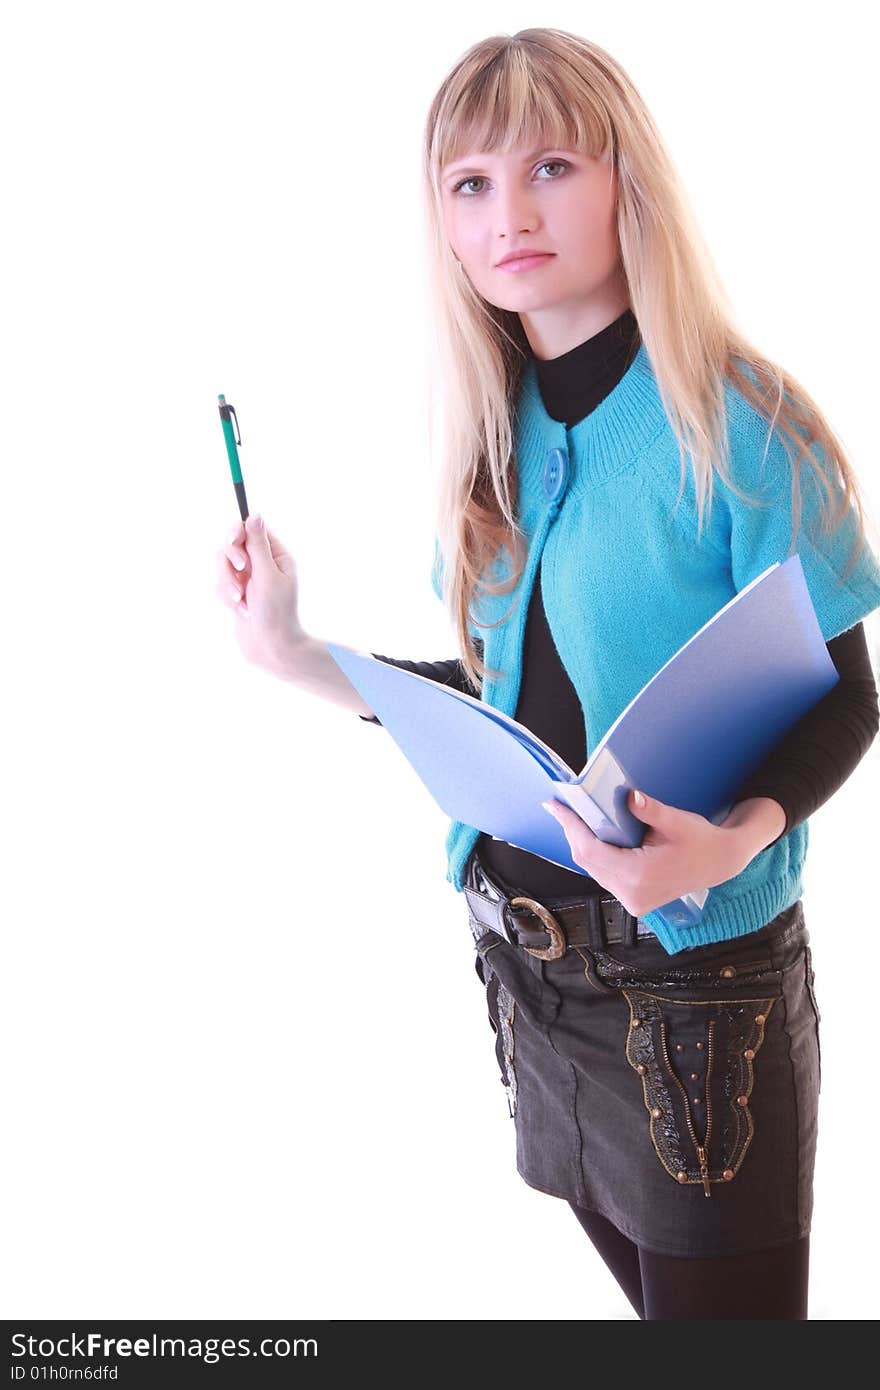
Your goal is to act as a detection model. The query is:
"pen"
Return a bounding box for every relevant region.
[217,394,249,521]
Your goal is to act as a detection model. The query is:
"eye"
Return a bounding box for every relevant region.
[451,175,486,196]
[537,160,570,180]
[451,159,571,196]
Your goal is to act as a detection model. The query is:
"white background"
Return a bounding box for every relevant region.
[3,0,877,1321]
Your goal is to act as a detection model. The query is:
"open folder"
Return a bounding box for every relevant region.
[327,554,840,931]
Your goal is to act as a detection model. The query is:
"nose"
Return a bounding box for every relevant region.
[493,181,539,243]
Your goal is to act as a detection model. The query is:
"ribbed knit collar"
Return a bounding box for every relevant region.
[515,327,670,497]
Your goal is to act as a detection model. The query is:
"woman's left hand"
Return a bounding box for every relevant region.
[541,788,748,918]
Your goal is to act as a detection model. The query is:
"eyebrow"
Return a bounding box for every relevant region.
[442,148,572,180]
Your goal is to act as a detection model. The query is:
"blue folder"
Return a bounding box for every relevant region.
[327,554,839,930]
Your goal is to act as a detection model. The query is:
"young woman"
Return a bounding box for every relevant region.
[215,30,880,1319]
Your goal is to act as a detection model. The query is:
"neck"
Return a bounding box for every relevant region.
[519,272,631,360]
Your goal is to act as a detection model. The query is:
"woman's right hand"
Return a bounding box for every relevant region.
[215,514,307,678]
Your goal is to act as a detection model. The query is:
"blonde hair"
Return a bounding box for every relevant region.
[421,27,879,692]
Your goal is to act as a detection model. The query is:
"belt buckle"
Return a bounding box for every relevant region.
[509,895,567,961]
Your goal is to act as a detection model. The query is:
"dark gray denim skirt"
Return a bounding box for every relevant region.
[465,850,821,1259]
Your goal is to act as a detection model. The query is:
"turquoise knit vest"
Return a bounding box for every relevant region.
[432,342,880,954]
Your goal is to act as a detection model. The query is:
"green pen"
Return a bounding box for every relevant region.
[217,394,249,521]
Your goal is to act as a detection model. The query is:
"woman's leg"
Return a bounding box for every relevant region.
[569,1201,810,1320]
[567,1202,645,1319]
[638,1235,810,1320]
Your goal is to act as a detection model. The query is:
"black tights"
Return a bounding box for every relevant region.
[568,1202,810,1319]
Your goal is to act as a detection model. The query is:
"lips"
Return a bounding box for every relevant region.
[496,253,556,273]
[496,251,554,267]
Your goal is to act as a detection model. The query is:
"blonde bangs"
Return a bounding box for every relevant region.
[429,40,613,190]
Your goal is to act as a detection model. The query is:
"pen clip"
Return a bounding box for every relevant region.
[219,401,241,446]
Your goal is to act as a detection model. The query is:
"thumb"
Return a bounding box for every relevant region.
[629,787,656,819]
[244,513,272,569]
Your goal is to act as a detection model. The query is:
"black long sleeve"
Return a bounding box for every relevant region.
[358,654,476,704]
[728,620,878,846]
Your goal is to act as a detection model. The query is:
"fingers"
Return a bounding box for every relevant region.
[216,519,249,611]
[216,517,272,619]
[225,519,248,571]
[215,561,244,610]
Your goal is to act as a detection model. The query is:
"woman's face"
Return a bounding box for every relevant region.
[439,142,628,357]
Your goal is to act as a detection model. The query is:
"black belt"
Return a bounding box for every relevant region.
[463,854,656,960]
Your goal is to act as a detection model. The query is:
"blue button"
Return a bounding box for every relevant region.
[542,446,569,503]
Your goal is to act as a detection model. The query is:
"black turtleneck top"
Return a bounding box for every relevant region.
[361,309,879,897]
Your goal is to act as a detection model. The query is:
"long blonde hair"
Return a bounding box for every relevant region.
[421,27,879,692]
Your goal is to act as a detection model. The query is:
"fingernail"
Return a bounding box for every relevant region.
[633,789,645,807]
